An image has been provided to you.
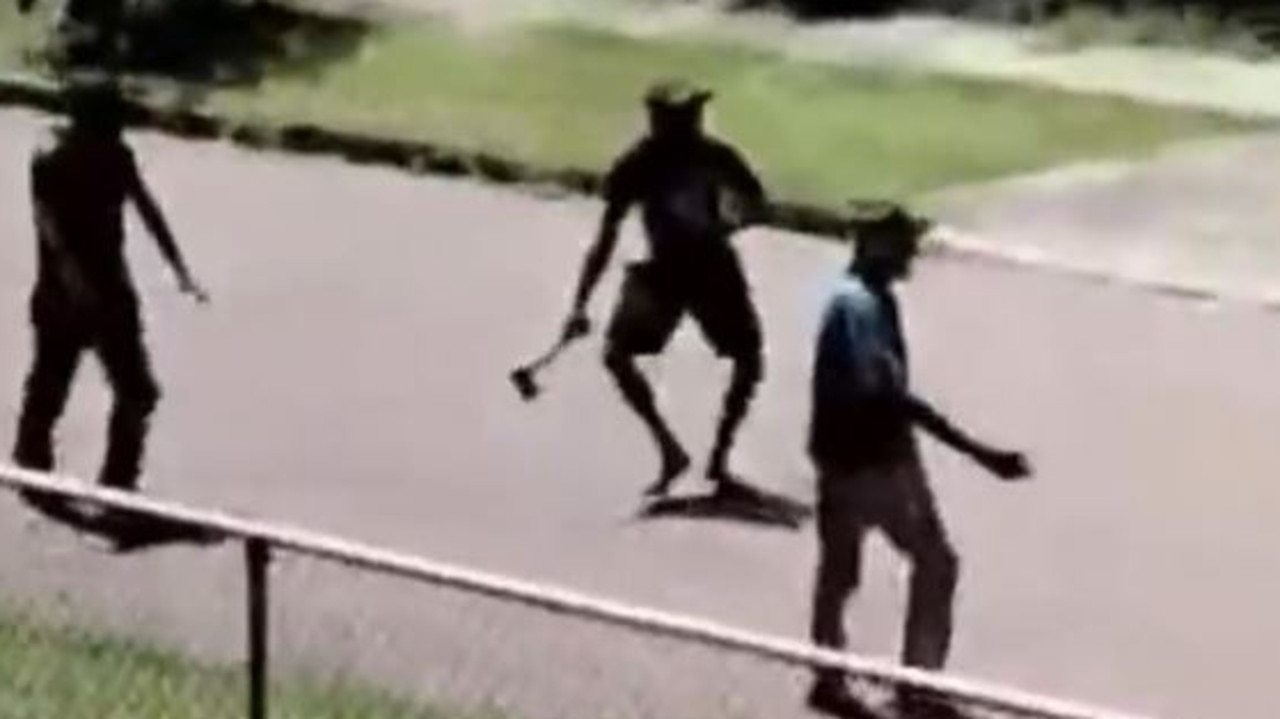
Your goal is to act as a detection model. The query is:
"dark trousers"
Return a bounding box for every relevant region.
[13,297,160,491]
[810,457,959,687]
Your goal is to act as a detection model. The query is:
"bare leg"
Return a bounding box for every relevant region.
[95,323,160,491]
[604,348,689,496]
[706,350,762,486]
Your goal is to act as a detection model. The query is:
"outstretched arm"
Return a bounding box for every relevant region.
[834,291,1027,480]
[895,383,1027,480]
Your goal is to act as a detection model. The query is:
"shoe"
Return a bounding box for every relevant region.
[18,489,81,524]
[713,476,761,501]
[896,688,972,719]
[104,511,222,553]
[807,679,880,719]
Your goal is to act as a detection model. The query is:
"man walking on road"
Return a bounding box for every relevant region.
[562,79,769,498]
[805,204,1030,719]
[12,77,211,549]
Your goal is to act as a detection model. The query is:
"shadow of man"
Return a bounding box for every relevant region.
[638,477,813,531]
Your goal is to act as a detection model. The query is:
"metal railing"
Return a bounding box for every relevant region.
[0,463,1155,719]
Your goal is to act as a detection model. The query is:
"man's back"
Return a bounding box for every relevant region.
[31,129,137,293]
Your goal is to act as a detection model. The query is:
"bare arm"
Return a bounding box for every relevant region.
[570,198,626,315]
[126,152,207,302]
[128,162,186,280]
[901,387,1028,479]
[719,144,769,228]
[562,150,638,337]
[901,393,986,459]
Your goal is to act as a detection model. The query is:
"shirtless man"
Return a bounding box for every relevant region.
[562,79,769,498]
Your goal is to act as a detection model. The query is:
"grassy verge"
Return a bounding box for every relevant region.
[0,607,472,719]
[0,4,1264,207]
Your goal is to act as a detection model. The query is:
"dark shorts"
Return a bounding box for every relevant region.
[605,258,762,358]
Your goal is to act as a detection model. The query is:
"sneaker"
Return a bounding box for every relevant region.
[104,511,222,553]
[807,680,880,719]
[18,489,81,524]
[896,688,973,719]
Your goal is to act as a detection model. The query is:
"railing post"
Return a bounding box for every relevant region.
[246,538,271,719]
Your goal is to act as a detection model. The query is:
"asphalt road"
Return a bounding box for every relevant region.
[0,108,1276,719]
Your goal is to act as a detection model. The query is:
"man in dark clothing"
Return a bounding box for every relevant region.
[805,204,1030,719]
[562,79,769,498]
[13,78,209,548]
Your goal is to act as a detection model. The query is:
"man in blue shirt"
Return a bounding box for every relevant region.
[806,204,1030,719]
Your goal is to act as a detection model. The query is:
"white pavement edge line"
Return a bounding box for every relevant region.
[924,225,1280,312]
[0,464,1158,719]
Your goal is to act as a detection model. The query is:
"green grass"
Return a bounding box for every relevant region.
[0,607,475,719]
[0,5,1264,206]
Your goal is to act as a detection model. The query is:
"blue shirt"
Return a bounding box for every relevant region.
[807,273,914,468]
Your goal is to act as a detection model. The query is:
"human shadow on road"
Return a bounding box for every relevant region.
[37,0,371,104]
[638,479,813,531]
[18,490,226,554]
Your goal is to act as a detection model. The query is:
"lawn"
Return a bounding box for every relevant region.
[0,607,469,719]
[0,3,1263,206]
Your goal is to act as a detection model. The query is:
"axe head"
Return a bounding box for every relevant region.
[510,367,540,402]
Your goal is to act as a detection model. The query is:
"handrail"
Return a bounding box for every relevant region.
[0,464,1158,719]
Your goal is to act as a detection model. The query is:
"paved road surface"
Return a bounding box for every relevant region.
[0,108,1277,719]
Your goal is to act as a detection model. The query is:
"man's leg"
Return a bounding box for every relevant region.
[90,317,218,550]
[603,347,689,496]
[695,258,764,486]
[13,316,86,519]
[13,318,82,473]
[807,479,877,718]
[706,347,762,485]
[603,264,689,496]
[94,316,160,491]
[880,462,963,717]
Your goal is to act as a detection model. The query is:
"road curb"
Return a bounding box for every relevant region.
[2,71,1271,311]
[929,226,1280,312]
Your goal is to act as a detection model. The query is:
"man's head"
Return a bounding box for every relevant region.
[644,78,712,142]
[848,202,932,282]
[64,76,126,139]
